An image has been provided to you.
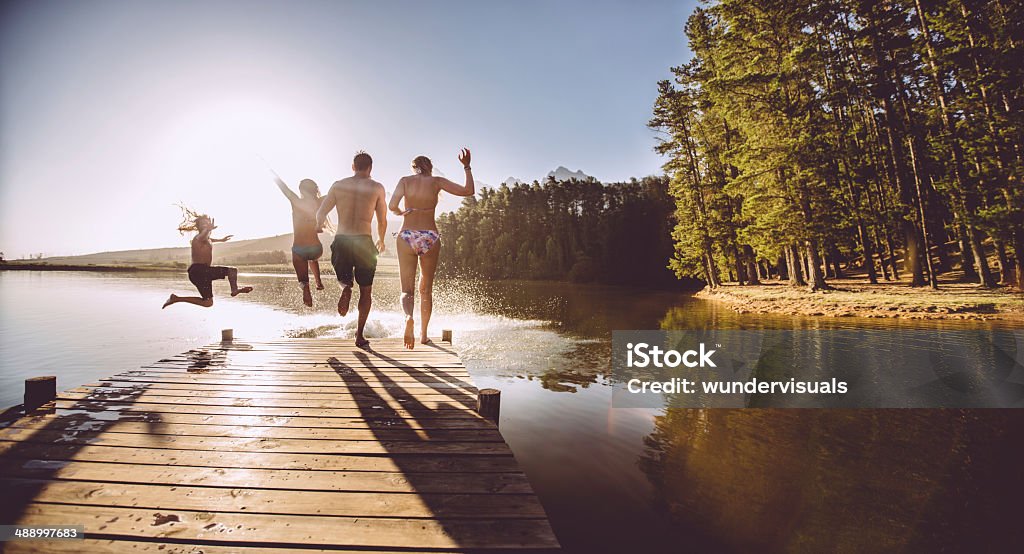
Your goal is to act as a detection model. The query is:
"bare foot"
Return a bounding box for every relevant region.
[162,294,177,309]
[404,318,415,349]
[356,336,370,349]
[302,285,313,307]
[231,286,254,297]
[316,281,325,291]
[338,286,352,316]
[421,337,432,345]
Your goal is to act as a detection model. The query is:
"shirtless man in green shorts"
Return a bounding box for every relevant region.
[315,152,387,348]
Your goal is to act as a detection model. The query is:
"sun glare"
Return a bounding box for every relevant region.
[142,93,342,241]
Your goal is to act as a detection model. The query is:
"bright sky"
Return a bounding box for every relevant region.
[0,0,695,257]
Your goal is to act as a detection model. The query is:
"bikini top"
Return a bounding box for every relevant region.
[401,178,439,214]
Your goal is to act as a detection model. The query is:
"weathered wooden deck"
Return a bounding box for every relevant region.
[0,337,560,552]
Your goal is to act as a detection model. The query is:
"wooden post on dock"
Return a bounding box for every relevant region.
[477,388,501,425]
[442,329,453,343]
[221,328,234,342]
[24,376,56,413]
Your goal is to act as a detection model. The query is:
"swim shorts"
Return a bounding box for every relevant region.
[187,263,230,299]
[291,243,324,261]
[331,234,378,287]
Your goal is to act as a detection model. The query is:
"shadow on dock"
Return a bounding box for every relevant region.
[1,382,166,525]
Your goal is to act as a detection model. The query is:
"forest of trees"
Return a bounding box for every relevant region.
[436,177,682,287]
[649,0,1023,290]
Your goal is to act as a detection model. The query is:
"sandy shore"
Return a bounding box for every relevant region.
[696,277,1024,321]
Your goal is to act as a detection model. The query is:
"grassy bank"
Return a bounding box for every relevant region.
[0,257,402,276]
[697,275,1024,321]
[0,262,159,272]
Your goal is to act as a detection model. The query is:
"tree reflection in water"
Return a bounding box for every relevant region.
[639,408,1024,551]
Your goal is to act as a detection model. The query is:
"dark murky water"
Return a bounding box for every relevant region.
[2,270,1022,552]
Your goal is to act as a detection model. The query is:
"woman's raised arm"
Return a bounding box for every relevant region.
[437,148,475,197]
[274,177,299,202]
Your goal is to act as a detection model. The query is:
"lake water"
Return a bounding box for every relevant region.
[2,269,1023,551]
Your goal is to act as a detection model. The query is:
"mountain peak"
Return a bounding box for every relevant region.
[546,166,592,181]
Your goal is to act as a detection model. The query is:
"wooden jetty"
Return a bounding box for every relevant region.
[0,336,560,552]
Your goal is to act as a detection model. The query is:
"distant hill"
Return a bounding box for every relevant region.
[41,227,405,266]
[41,233,300,265]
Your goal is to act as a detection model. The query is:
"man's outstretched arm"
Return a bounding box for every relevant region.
[316,188,336,229]
[375,187,388,253]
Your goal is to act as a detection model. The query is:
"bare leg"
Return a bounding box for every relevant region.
[227,267,253,296]
[163,294,213,309]
[418,240,441,344]
[355,285,373,348]
[397,237,418,349]
[293,253,312,307]
[310,260,324,290]
[338,284,352,316]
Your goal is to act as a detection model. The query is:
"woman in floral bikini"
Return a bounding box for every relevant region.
[388,149,475,349]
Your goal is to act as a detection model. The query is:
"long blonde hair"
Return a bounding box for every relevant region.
[297,179,335,233]
[175,204,209,235]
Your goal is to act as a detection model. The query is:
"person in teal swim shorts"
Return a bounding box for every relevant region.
[274,176,329,307]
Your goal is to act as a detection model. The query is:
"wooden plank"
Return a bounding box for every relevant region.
[160,352,460,360]
[94,378,472,391]
[3,479,548,519]
[57,391,477,411]
[171,341,454,349]
[160,357,464,365]
[66,386,476,407]
[10,503,561,550]
[194,342,458,349]
[116,370,476,385]
[101,372,477,387]
[159,359,464,367]
[144,365,469,374]
[88,383,474,395]
[0,442,522,473]
[44,410,496,430]
[172,351,461,359]
[85,382,473,396]
[167,359,463,364]
[6,417,504,442]
[3,539,449,554]
[0,428,513,455]
[100,376,477,391]
[0,459,535,494]
[52,400,483,420]
[197,348,459,355]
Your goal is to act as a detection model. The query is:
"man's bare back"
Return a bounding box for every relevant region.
[325,176,387,236]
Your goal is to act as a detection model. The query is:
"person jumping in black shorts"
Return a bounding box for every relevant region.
[162,207,253,309]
